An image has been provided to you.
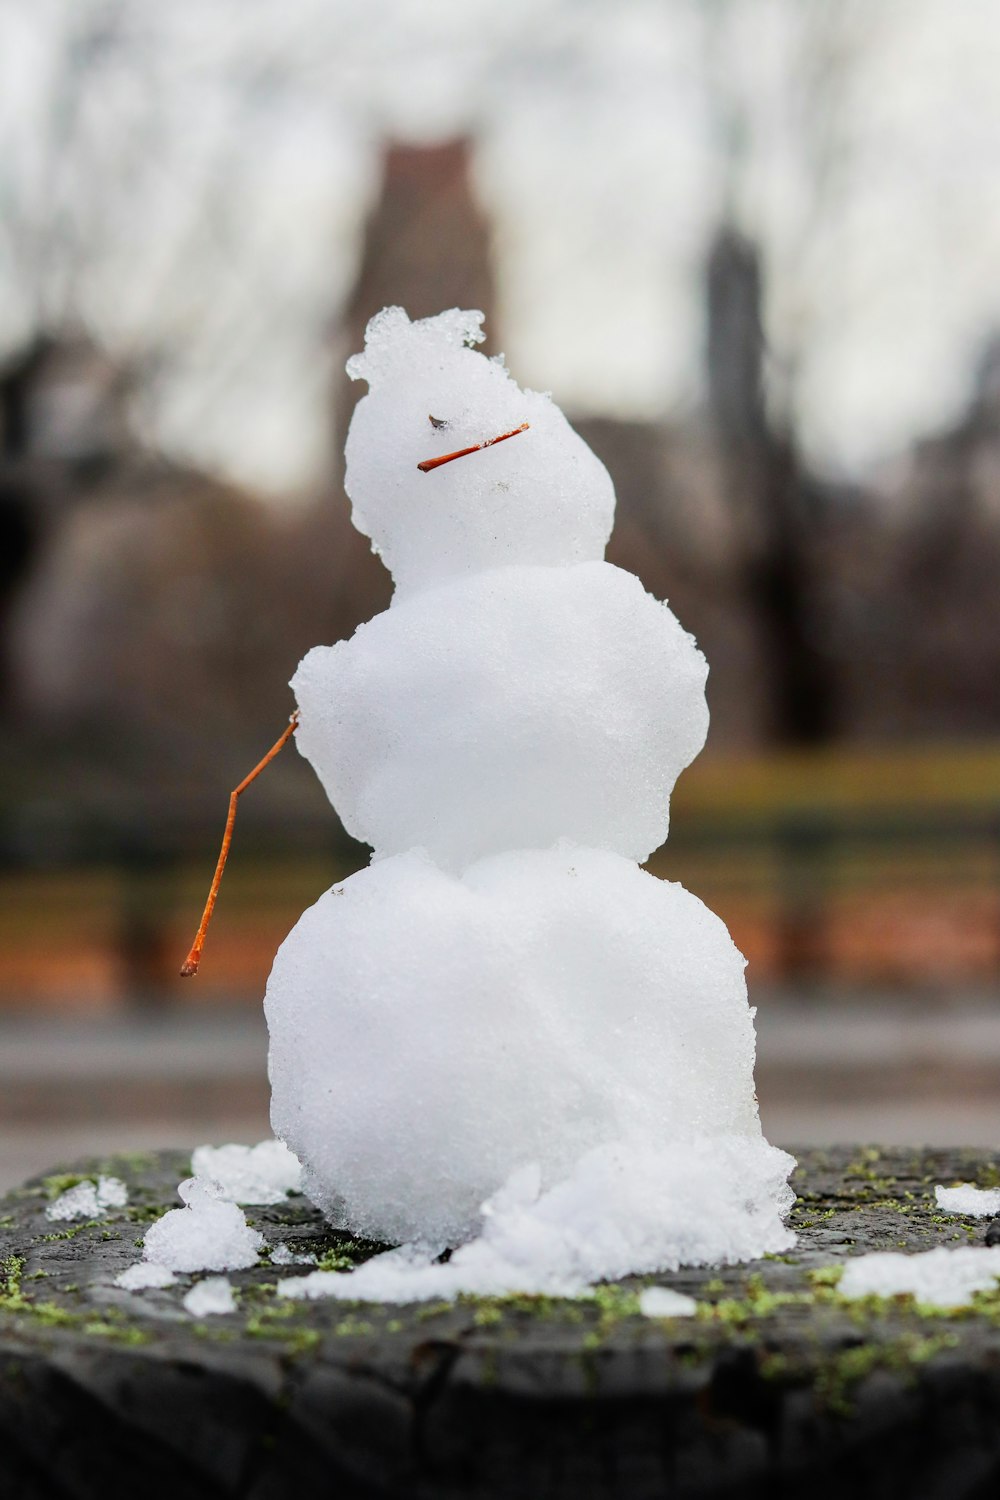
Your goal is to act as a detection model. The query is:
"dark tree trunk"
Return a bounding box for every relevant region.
[706,226,839,746]
[0,340,51,714]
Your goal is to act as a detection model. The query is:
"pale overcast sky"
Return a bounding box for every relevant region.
[1,0,999,497]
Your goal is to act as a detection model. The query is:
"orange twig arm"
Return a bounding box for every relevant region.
[180,714,299,978]
[417,421,529,473]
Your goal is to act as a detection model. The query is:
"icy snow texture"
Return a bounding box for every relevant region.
[934,1183,1000,1217]
[638,1287,699,1318]
[266,305,795,1286]
[190,1141,302,1205]
[115,1262,177,1290]
[344,307,614,596]
[277,1138,793,1303]
[46,1176,127,1221]
[838,1246,1000,1308]
[268,845,774,1246]
[183,1277,236,1317]
[142,1178,264,1273]
[293,562,708,868]
[270,1243,317,1266]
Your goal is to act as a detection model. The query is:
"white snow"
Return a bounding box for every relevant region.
[46,1176,128,1222]
[269,1243,317,1266]
[276,1138,793,1303]
[115,1261,177,1290]
[292,561,708,870]
[638,1287,699,1319]
[838,1246,1000,1308]
[142,1177,264,1273]
[190,1141,302,1205]
[268,846,779,1246]
[264,305,795,1295]
[343,307,615,597]
[183,1277,237,1317]
[934,1183,1000,1218]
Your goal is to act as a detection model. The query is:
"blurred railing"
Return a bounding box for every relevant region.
[652,808,1000,988]
[0,809,362,1008]
[2,796,999,1008]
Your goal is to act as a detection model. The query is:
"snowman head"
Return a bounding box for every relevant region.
[344,307,615,596]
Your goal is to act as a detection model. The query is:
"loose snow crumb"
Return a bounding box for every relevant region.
[46,1176,128,1222]
[183,1277,236,1317]
[278,1268,367,1302]
[934,1183,1000,1218]
[115,1262,177,1290]
[142,1177,264,1273]
[838,1246,1000,1308]
[190,1141,302,1205]
[638,1286,698,1318]
[269,1242,317,1266]
[276,1138,795,1304]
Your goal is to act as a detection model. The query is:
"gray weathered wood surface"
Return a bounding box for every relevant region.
[2,1145,1000,1498]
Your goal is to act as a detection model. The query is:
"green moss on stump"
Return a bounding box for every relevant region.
[1,1143,1000,1431]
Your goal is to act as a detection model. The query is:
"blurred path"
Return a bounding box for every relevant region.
[754,991,1000,1150]
[1,993,998,1190]
[0,1011,271,1190]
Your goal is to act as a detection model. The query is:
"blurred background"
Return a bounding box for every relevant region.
[2,0,999,1187]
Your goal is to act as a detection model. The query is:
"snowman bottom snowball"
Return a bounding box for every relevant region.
[265,845,792,1259]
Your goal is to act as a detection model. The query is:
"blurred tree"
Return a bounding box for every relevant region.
[0,333,134,718]
[697,0,871,744]
[0,342,48,715]
[848,338,1000,739]
[705,226,838,744]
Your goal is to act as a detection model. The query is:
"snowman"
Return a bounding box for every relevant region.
[264,307,793,1287]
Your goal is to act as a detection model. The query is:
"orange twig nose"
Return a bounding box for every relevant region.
[417,422,529,473]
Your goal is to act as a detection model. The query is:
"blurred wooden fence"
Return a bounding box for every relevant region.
[2,744,999,1007]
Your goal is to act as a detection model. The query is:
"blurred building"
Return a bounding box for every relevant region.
[2,331,338,865]
[332,138,497,481]
[3,134,1000,1012]
[7,136,1000,784]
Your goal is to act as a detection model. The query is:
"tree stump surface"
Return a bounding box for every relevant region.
[2,1144,1000,1499]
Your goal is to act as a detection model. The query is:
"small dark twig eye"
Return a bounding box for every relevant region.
[428,415,448,429]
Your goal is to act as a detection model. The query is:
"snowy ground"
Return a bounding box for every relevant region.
[0,989,998,1191]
